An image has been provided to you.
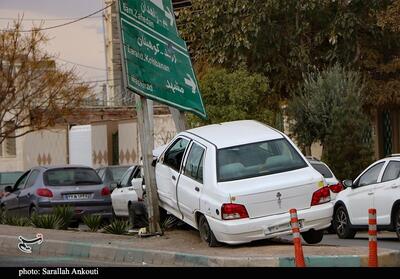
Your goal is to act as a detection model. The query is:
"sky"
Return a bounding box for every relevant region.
[0,0,107,94]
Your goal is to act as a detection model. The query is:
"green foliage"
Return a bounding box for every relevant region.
[82,215,103,232]
[288,64,373,179]
[160,215,180,231]
[30,214,61,229]
[53,205,74,230]
[188,67,277,127]
[2,215,31,227]
[103,219,129,235]
[0,207,5,224]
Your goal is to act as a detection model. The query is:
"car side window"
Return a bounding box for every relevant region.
[163,138,189,171]
[355,162,385,187]
[119,169,131,187]
[183,143,205,183]
[14,171,30,191]
[97,168,105,180]
[25,170,40,189]
[382,161,400,182]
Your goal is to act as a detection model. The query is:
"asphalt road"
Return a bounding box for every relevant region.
[281,231,400,250]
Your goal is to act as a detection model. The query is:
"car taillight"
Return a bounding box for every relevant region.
[36,188,53,198]
[329,182,344,193]
[311,186,330,206]
[221,203,249,220]
[101,186,110,196]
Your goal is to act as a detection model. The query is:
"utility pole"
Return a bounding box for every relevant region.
[170,107,187,132]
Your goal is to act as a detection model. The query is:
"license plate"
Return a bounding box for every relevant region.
[265,220,304,234]
[65,194,91,200]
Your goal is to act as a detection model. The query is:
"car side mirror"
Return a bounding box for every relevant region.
[342,179,354,189]
[151,158,157,167]
[4,186,13,193]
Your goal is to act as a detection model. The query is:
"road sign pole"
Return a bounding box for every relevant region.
[170,107,187,132]
[116,0,161,235]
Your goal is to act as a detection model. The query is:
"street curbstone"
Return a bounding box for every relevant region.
[279,256,361,267]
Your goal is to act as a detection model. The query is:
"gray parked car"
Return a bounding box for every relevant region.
[96,165,130,191]
[0,171,23,198]
[0,165,112,221]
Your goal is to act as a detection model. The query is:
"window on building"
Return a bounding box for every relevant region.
[4,121,16,157]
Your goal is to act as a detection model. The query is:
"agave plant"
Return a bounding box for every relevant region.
[160,215,180,231]
[30,214,61,229]
[82,214,102,232]
[3,215,31,227]
[103,219,129,235]
[53,205,74,230]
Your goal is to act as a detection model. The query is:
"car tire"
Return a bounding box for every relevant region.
[29,206,38,217]
[333,206,356,239]
[395,207,400,241]
[198,215,220,247]
[301,229,324,244]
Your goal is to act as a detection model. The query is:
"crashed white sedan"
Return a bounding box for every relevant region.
[153,120,333,246]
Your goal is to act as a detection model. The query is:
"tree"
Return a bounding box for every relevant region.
[0,20,91,144]
[287,64,373,179]
[187,67,278,128]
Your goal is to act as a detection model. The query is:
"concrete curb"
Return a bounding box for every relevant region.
[1,235,399,267]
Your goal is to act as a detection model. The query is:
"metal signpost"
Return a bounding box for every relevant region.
[117,0,206,234]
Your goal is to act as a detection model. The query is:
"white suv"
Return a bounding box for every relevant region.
[154,120,333,246]
[333,155,400,240]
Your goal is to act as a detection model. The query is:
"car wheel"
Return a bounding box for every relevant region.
[333,206,356,239]
[301,229,324,244]
[198,215,220,247]
[395,207,400,241]
[29,206,38,217]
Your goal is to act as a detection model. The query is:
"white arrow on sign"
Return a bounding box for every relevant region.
[184,74,197,94]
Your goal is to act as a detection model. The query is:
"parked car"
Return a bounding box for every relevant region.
[111,165,144,217]
[96,165,130,191]
[333,155,400,240]
[0,165,112,222]
[153,120,333,246]
[307,157,343,199]
[0,171,24,198]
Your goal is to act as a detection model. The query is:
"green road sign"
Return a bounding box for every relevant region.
[119,0,207,119]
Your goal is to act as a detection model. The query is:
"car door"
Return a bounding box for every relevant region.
[111,168,132,215]
[18,169,40,216]
[373,160,400,225]
[2,171,30,216]
[120,167,140,216]
[155,137,190,211]
[347,162,385,225]
[177,142,205,226]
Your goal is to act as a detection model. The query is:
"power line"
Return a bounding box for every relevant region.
[0,16,103,21]
[0,2,114,33]
[56,57,107,71]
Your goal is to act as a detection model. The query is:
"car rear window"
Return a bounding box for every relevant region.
[44,168,102,186]
[217,138,307,182]
[311,163,333,178]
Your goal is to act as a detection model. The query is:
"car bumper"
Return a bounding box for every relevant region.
[37,201,112,220]
[207,202,333,244]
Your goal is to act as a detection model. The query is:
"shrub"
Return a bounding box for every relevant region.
[30,214,61,229]
[3,215,31,227]
[82,215,102,232]
[103,219,129,235]
[160,215,180,231]
[53,205,74,230]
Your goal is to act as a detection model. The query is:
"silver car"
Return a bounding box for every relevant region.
[0,165,112,221]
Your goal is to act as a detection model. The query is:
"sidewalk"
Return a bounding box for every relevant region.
[0,225,399,267]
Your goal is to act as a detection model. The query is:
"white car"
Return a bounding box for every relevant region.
[333,155,400,240]
[154,120,333,246]
[307,157,343,200]
[111,165,143,217]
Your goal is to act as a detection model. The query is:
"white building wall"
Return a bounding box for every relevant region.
[91,124,109,168]
[118,121,139,165]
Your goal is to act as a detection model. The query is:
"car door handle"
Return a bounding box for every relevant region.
[368,192,374,196]
[172,175,176,181]
[391,185,399,189]
[195,187,200,192]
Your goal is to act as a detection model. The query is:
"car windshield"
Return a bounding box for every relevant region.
[310,163,333,178]
[110,166,130,182]
[217,138,307,182]
[44,168,102,186]
[0,172,23,186]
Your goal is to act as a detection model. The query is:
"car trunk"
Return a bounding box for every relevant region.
[49,184,104,202]
[218,168,319,219]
